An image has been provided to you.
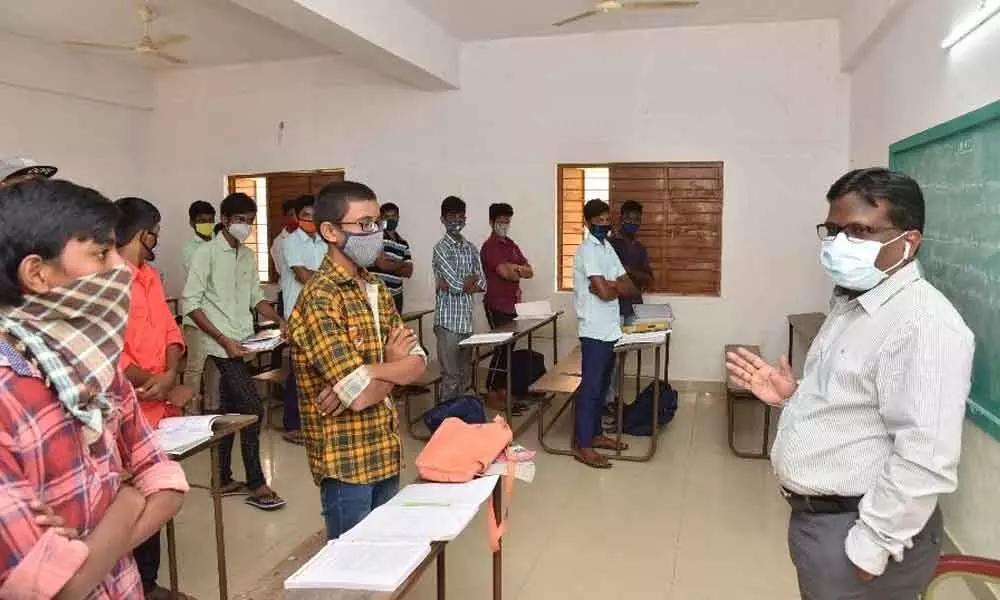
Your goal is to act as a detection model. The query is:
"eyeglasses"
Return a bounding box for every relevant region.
[338,219,383,234]
[816,223,900,243]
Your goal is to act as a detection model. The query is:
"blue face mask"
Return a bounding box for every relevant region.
[622,223,640,235]
[820,231,910,291]
[589,224,611,241]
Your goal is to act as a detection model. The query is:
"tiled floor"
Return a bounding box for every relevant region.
[163,387,975,600]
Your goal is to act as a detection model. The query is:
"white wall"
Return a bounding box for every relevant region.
[146,19,847,380]
[0,33,153,198]
[847,0,1000,564]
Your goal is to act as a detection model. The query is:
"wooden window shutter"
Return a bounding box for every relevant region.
[557,166,586,291]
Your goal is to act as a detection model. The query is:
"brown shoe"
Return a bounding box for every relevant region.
[573,448,611,469]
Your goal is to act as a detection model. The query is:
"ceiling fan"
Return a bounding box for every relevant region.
[64,1,189,64]
[553,0,700,27]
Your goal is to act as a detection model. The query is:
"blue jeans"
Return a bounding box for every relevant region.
[576,337,616,449]
[283,365,300,432]
[320,475,400,540]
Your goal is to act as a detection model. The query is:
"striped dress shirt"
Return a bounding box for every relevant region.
[432,233,486,334]
[771,261,974,576]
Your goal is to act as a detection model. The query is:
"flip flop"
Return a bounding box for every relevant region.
[593,438,630,452]
[573,451,612,469]
[245,492,287,511]
[219,481,250,497]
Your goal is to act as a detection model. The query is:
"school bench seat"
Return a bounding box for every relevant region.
[402,360,443,441]
[724,344,772,459]
[531,346,582,457]
[253,368,287,429]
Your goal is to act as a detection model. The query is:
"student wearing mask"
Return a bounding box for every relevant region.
[278,195,327,445]
[183,192,287,511]
[271,195,308,311]
[0,179,188,598]
[369,202,413,314]
[115,196,197,600]
[572,199,637,469]
[433,195,486,401]
[609,200,654,317]
[182,201,217,277]
[181,200,217,411]
[727,169,973,599]
[289,180,427,539]
[480,202,533,412]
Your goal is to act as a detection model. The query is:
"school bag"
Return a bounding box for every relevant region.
[510,349,546,395]
[422,395,488,433]
[620,380,678,436]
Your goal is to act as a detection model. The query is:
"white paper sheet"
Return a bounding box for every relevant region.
[388,475,499,508]
[284,540,431,591]
[615,331,670,348]
[341,505,478,542]
[514,300,555,320]
[156,415,221,455]
[458,332,514,346]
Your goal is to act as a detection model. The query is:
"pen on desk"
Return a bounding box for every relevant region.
[401,501,451,507]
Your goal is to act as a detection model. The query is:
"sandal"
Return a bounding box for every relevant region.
[593,436,629,452]
[218,481,250,497]
[573,449,611,469]
[282,431,305,445]
[245,490,287,511]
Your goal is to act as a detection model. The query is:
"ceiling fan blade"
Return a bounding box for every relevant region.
[620,1,700,8]
[151,50,187,65]
[553,9,599,27]
[64,41,134,51]
[153,33,189,48]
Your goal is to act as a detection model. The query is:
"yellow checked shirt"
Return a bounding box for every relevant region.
[289,255,417,486]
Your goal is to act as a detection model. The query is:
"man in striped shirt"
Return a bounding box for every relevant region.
[369,202,413,314]
[727,168,974,600]
[432,195,486,401]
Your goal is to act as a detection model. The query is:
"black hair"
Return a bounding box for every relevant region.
[220,192,257,218]
[381,202,400,215]
[621,200,642,215]
[114,197,161,248]
[826,168,925,232]
[441,195,466,217]
[315,181,377,225]
[188,200,215,221]
[584,198,610,221]
[0,179,118,306]
[293,194,315,218]
[489,202,514,222]
[213,223,224,235]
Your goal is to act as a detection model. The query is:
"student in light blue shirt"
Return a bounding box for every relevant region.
[279,196,327,444]
[571,199,637,469]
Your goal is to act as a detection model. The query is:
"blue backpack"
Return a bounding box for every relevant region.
[423,395,488,433]
[620,380,678,436]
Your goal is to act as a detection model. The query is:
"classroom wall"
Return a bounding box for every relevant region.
[847,0,1000,566]
[0,33,153,198]
[145,19,847,380]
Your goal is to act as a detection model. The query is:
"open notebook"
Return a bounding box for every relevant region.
[284,540,431,592]
[155,415,221,455]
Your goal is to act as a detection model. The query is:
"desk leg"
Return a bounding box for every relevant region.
[615,352,625,457]
[505,344,513,424]
[210,445,228,600]
[492,484,502,600]
[166,519,179,598]
[649,346,662,459]
[436,547,446,600]
[418,315,426,349]
[552,319,559,365]
[787,322,793,371]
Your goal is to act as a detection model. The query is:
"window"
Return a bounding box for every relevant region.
[227,169,345,282]
[556,162,723,296]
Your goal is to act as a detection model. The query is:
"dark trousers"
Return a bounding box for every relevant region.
[320,475,400,540]
[133,529,160,593]
[283,364,301,432]
[788,506,943,599]
[484,305,516,391]
[210,356,266,490]
[392,293,403,315]
[575,337,616,448]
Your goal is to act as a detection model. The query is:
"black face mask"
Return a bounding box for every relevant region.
[142,231,158,262]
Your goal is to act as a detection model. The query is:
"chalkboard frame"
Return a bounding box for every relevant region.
[889,98,1000,442]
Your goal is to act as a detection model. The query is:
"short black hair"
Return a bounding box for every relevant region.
[315,181,377,225]
[441,195,466,217]
[114,197,161,248]
[827,168,925,232]
[489,203,514,222]
[188,200,215,221]
[220,192,256,218]
[380,202,399,215]
[0,179,118,306]
[621,200,642,215]
[293,194,315,218]
[584,199,610,221]
[283,194,311,214]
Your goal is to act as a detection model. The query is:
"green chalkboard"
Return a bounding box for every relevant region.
[890,99,1000,442]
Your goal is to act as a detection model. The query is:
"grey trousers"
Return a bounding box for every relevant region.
[788,506,943,600]
[435,325,471,401]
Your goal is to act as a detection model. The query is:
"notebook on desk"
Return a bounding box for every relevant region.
[156,415,222,455]
[284,540,431,592]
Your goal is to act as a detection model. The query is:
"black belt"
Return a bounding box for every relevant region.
[782,488,861,514]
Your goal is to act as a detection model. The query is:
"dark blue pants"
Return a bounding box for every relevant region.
[283,365,301,432]
[576,337,616,449]
[320,475,400,540]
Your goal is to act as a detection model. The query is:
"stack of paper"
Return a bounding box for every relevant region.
[284,540,431,592]
[623,304,674,334]
[241,329,284,353]
[514,300,555,320]
[341,505,478,542]
[389,474,499,508]
[632,304,674,321]
[156,415,220,455]
[459,332,514,346]
[615,330,670,348]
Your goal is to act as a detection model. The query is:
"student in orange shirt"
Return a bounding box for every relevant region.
[115,196,197,600]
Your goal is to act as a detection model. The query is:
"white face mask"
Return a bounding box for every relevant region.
[227,223,252,242]
[820,231,911,291]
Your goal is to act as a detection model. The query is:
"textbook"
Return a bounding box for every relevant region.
[156,415,221,455]
[284,540,431,592]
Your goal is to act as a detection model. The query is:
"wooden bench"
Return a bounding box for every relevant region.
[531,347,582,456]
[724,344,771,459]
[253,368,287,429]
[401,360,443,441]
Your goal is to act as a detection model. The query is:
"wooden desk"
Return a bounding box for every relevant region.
[401,309,434,347]
[165,415,259,600]
[724,344,770,459]
[787,312,826,369]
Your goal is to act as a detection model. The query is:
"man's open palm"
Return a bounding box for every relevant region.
[725,347,797,406]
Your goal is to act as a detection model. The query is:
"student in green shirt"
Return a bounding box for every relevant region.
[181,200,216,408]
[182,192,288,511]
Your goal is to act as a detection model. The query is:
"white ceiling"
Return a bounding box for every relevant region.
[411,0,848,41]
[0,0,332,68]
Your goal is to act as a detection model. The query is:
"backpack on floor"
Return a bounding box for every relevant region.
[423,395,488,433]
[621,380,678,436]
[511,349,546,395]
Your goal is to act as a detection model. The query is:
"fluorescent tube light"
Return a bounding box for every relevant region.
[942,0,1000,49]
